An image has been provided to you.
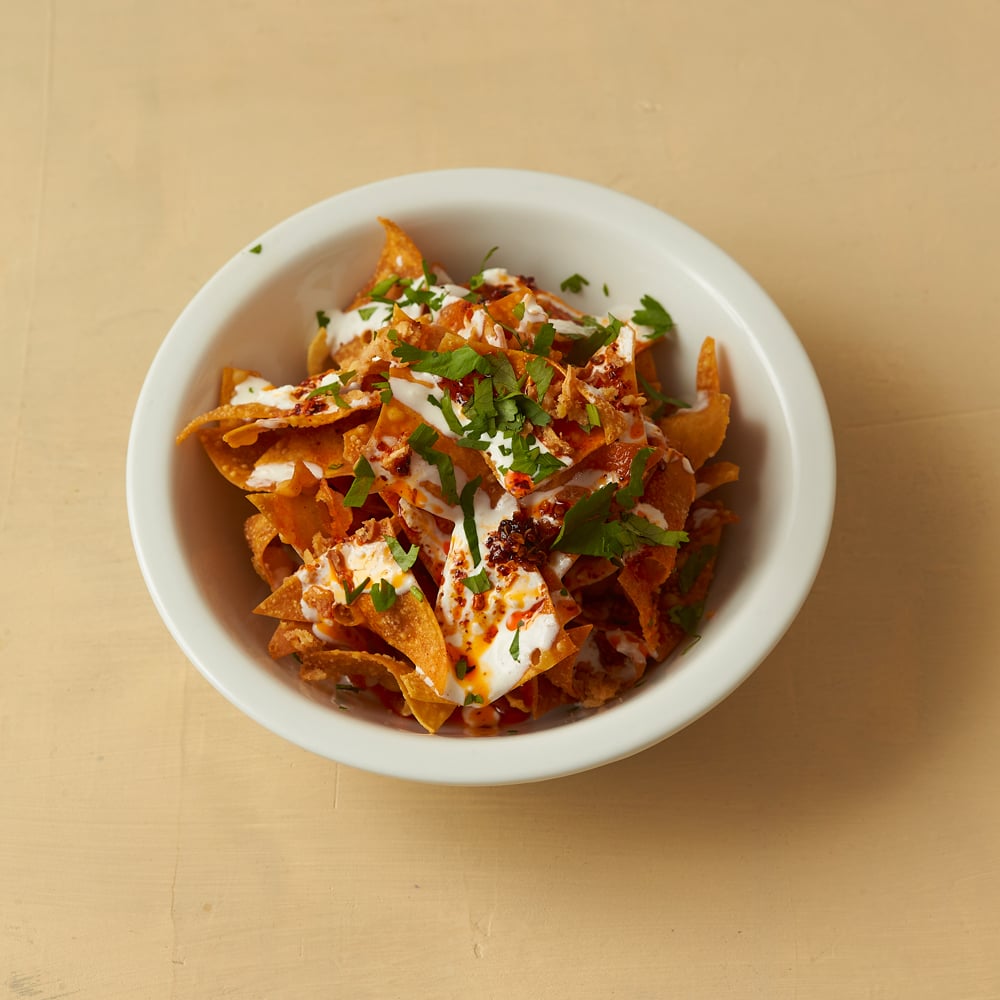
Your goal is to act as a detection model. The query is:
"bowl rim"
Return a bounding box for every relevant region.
[127,167,835,785]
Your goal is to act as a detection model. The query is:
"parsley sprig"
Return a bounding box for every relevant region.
[343,456,375,507]
[408,424,458,504]
[306,369,357,406]
[550,457,688,559]
[564,315,623,367]
[638,373,689,419]
[632,295,675,340]
[560,273,590,294]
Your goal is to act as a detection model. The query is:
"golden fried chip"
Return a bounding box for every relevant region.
[299,648,402,685]
[696,461,740,497]
[346,218,426,310]
[244,512,279,583]
[254,575,309,622]
[248,491,333,557]
[198,427,274,489]
[254,426,348,482]
[660,339,731,470]
[353,590,453,697]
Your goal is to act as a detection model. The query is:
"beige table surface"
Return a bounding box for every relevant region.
[3,2,1000,997]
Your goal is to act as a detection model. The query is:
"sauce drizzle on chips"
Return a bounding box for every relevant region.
[178,219,739,733]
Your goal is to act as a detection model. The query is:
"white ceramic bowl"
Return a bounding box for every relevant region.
[127,168,835,785]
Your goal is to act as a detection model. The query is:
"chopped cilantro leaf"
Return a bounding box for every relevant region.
[249,243,262,254]
[637,372,690,419]
[385,536,420,571]
[455,657,469,679]
[668,600,704,635]
[509,624,522,660]
[392,342,490,380]
[462,569,491,594]
[585,402,601,429]
[307,370,357,402]
[616,448,654,511]
[512,301,526,321]
[514,394,551,428]
[621,514,688,548]
[435,392,465,435]
[400,284,445,311]
[603,282,610,297]
[560,273,590,294]
[411,584,425,603]
[678,544,717,595]
[370,579,397,612]
[525,356,555,401]
[464,692,484,706]
[343,456,375,507]
[468,246,499,290]
[342,576,370,604]
[632,294,675,340]
[408,424,458,504]
[358,305,379,321]
[369,274,400,297]
[316,310,331,328]
[373,375,393,404]
[550,482,617,554]
[564,316,622,367]
[532,322,555,357]
[421,259,437,286]
[480,352,521,395]
[459,477,484,566]
[551,480,687,558]
[336,683,362,693]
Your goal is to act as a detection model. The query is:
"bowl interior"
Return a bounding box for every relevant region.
[130,170,833,782]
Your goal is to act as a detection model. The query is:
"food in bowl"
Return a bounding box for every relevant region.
[177,218,739,733]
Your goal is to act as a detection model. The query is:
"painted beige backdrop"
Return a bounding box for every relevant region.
[2,2,998,997]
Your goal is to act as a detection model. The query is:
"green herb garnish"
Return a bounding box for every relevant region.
[316,309,331,327]
[468,246,499,290]
[668,600,705,635]
[342,576,370,604]
[564,315,622,367]
[307,370,357,403]
[632,294,675,340]
[462,569,491,594]
[392,342,490,380]
[370,579,397,612]
[385,536,420,571]
[408,424,458,504]
[464,692,484,706]
[551,481,688,558]
[343,456,375,507]
[678,545,717,595]
[560,273,590,294]
[369,274,400,297]
[509,624,522,660]
[616,448,654,511]
[525,356,555,401]
[532,322,555,357]
[637,372,690,419]
[459,477,484,566]
[249,243,262,254]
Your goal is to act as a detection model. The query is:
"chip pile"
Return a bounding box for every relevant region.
[178,219,739,733]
